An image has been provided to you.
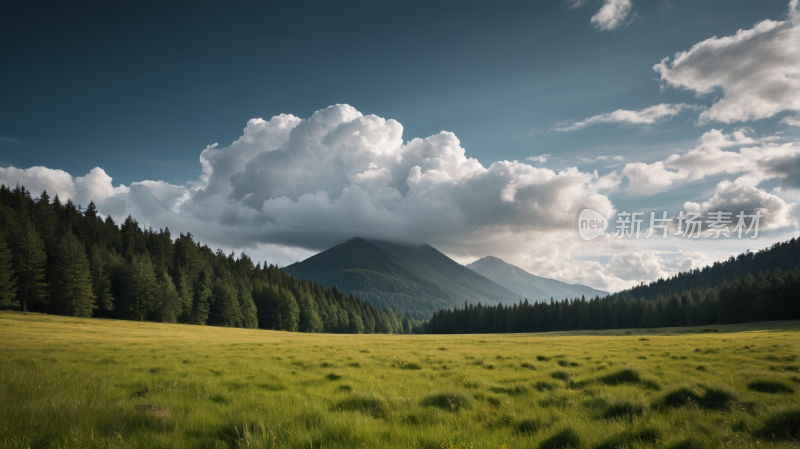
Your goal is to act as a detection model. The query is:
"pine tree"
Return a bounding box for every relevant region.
[190,271,213,325]
[210,277,243,327]
[52,232,96,317]
[237,279,258,329]
[121,253,158,320]
[348,309,364,334]
[297,292,323,333]
[0,231,17,308]
[275,287,300,331]
[154,269,182,323]
[14,222,49,312]
[89,245,114,312]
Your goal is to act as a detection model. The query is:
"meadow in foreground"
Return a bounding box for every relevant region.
[1,311,799,449]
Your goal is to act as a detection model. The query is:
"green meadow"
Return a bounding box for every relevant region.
[1,312,799,449]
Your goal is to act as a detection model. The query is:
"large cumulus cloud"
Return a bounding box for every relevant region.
[179,104,614,251]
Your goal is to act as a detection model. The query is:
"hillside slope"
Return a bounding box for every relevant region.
[466,256,608,302]
[282,238,522,318]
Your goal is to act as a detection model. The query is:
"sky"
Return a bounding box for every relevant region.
[1,0,799,293]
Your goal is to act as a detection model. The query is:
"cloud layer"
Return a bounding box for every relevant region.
[556,103,696,131]
[654,1,800,124]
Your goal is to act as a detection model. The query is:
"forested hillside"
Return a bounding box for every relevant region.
[614,239,800,300]
[427,240,800,334]
[0,184,422,334]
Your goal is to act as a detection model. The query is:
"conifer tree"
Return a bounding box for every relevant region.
[52,232,96,317]
[297,291,323,333]
[0,231,17,308]
[190,271,213,325]
[274,287,299,331]
[121,253,158,320]
[89,245,114,312]
[237,279,258,329]
[14,222,49,312]
[154,269,182,322]
[210,277,242,327]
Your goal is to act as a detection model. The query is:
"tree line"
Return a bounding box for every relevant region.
[0,184,423,334]
[426,241,800,334]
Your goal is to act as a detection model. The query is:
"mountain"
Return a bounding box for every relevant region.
[466,256,608,302]
[282,238,522,319]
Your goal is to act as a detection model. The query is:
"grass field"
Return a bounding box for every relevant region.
[1,312,799,449]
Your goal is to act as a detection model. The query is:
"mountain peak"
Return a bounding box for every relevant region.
[283,238,522,319]
[467,256,607,302]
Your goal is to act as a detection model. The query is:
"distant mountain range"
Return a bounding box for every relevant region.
[282,238,606,319]
[466,256,607,302]
[282,238,522,319]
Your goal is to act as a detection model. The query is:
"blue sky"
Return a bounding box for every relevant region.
[2,0,799,292]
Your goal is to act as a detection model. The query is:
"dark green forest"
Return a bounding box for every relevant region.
[0,184,422,334]
[426,239,800,334]
[3,182,799,337]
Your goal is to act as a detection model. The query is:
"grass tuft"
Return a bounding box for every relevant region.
[533,381,558,391]
[660,387,702,408]
[516,418,544,435]
[603,399,649,419]
[421,392,470,412]
[599,368,641,385]
[754,408,800,441]
[400,361,422,370]
[747,380,795,394]
[596,426,660,449]
[490,384,529,396]
[699,385,738,410]
[335,394,389,419]
[257,381,284,391]
[537,427,581,449]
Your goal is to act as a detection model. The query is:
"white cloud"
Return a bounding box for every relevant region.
[603,251,671,282]
[525,154,550,163]
[590,0,636,31]
[565,0,588,9]
[684,179,798,231]
[556,103,696,131]
[609,128,800,195]
[781,114,800,126]
[654,1,800,124]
